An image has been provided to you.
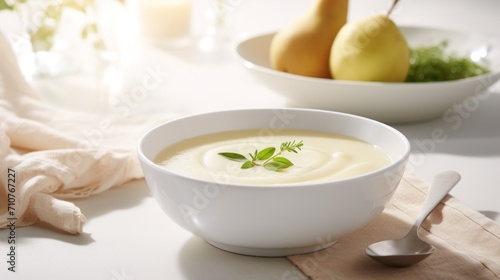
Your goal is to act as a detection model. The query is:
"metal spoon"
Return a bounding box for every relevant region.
[365,171,461,267]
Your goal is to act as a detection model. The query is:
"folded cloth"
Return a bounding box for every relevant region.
[288,172,500,280]
[0,31,173,234]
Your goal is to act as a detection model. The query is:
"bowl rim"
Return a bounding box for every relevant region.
[235,25,500,87]
[137,108,411,189]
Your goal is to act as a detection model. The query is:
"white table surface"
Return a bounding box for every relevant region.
[1,0,500,279]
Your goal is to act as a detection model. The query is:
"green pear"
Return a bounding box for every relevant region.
[270,0,348,78]
[329,14,410,82]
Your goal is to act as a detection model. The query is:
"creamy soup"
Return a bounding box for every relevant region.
[154,129,391,185]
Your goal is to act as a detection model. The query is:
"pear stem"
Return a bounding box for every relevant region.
[386,0,399,17]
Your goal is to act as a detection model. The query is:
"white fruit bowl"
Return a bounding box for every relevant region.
[138,108,410,257]
[235,26,500,124]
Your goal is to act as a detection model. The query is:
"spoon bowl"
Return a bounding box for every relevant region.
[365,171,461,267]
[365,233,436,267]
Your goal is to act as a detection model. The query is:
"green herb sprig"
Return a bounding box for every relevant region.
[218,140,303,172]
[406,40,490,82]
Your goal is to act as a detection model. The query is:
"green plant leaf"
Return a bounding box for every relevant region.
[218,152,247,161]
[249,150,258,161]
[257,147,275,160]
[264,161,290,171]
[281,140,303,153]
[273,157,293,166]
[241,161,254,169]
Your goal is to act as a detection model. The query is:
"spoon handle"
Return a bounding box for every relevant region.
[413,171,461,228]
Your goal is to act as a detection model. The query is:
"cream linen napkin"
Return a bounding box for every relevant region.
[288,172,500,280]
[0,31,173,234]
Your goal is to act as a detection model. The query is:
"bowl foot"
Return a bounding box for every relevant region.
[206,240,338,257]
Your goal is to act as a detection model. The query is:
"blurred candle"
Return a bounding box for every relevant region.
[138,0,192,46]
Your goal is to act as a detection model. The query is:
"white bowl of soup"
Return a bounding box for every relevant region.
[137,108,410,257]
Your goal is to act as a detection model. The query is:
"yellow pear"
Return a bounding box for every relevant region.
[329,14,410,82]
[270,0,348,78]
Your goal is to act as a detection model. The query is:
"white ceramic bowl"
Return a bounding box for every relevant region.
[138,108,410,257]
[236,26,500,124]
